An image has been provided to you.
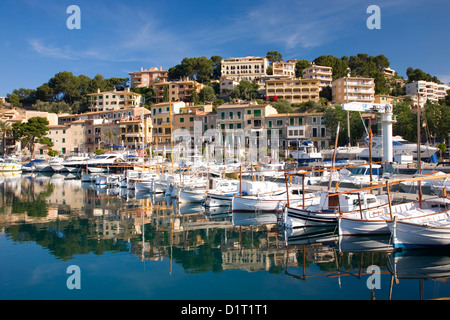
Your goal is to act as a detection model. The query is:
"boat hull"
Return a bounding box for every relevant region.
[205,193,233,207]
[0,163,22,172]
[391,218,450,249]
[179,189,206,203]
[231,196,286,213]
[285,207,339,228]
[338,217,390,236]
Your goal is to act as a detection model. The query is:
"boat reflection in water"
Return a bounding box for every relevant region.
[2,173,450,300]
[388,249,450,300]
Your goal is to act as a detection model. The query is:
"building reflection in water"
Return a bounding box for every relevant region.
[1,173,450,299]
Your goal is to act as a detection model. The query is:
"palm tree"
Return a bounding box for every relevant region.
[0,121,12,156]
[103,129,117,148]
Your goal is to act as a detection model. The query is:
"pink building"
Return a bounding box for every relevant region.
[129,67,169,88]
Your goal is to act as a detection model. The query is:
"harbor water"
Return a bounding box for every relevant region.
[2,172,450,301]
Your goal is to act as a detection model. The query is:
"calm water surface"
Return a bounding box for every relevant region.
[1,172,450,301]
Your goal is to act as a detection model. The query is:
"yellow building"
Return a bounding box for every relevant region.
[272,61,296,77]
[332,77,375,104]
[302,64,333,89]
[152,80,204,103]
[265,78,320,103]
[374,95,404,105]
[87,88,142,112]
[150,102,185,147]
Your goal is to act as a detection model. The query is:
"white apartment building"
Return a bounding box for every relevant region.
[302,64,332,90]
[405,80,449,103]
[221,56,269,82]
[332,77,375,104]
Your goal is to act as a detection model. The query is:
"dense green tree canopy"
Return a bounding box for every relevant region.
[295,59,311,78]
[168,56,222,83]
[12,117,51,156]
[266,51,283,64]
[406,67,442,84]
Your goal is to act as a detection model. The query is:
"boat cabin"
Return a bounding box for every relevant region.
[316,191,384,213]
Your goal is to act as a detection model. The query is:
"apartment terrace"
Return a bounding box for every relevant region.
[265,78,320,103]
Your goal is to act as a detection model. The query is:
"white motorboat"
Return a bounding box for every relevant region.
[322,145,366,160]
[22,158,46,172]
[359,136,438,161]
[0,157,22,172]
[86,153,125,173]
[48,157,66,172]
[61,155,90,173]
[289,141,323,164]
[399,170,448,193]
[338,163,382,188]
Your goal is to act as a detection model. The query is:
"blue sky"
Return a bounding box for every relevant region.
[1,0,449,97]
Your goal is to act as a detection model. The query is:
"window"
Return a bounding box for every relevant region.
[237,123,241,129]
[62,138,65,143]
[268,121,272,128]
[237,111,241,119]
[180,118,184,123]
[276,120,283,126]
[221,112,225,119]
[189,117,194,122]
[229,112,233,119]
[254,110,261,117]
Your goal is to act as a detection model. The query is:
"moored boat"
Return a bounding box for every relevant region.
[0,157,22,172]
[283,190,389,229]
[389,206,450,249]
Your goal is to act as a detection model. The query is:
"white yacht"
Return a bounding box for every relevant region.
[0,157,22,172]
[359,136,438,161]
[289,141,323,164]
[86,153,126,173]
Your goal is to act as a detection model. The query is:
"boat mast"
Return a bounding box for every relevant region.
[328,122,340,191]
[417,93,423,208]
